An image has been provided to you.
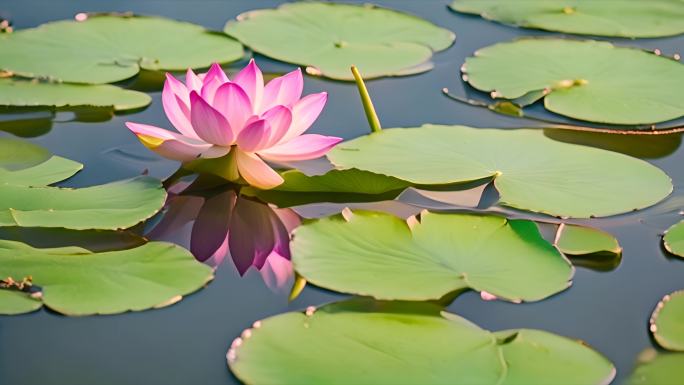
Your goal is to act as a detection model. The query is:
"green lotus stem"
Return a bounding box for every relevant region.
[351,65,382,133]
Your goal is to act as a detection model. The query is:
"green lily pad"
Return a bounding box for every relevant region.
[0,240,213,315]
[0,176,166,230]
[0,289,42,315]
[292,210,572,302]
[0,156,83,186]
[0,137,50,170]
[0,78,151,110]
[328,125,672,218]
[556,224,622,256]
[463,38,684,125]
[450,0,684,38]
[224,2,454,80]
[650,291,684,351]
[0,138,82,185]
[228,299,615,385]
[627,350,684,385]
[0,15,244,84]
[243,169,411,207]
[663,221,684,257]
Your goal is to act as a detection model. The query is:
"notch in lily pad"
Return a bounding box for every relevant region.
[224,2,454,80]
[292,209,573,303]
[227,298,615,385]
[460,38,684,126]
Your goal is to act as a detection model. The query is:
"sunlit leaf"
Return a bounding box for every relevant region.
[242,169,411,207]
[0,156,83,186]
[0,176,166,230]
[556,224,622,256]
[0,78,151,110]
[0,15,244,84]
[450,0,684,38]
[627,350,684,385]
[663,220,684,257]
[0,289,42,315]
[0,240,213,315]
[292,210,572,302]
[224,2,454,80]
[0,137,50,171]
[228,298,615,385]
[463,39,684,124]
[650,291,684,351]
[328,125,672,218]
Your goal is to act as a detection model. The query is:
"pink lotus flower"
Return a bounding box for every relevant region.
[125,59,342,189]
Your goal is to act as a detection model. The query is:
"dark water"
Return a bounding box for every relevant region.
[1,1,684,384]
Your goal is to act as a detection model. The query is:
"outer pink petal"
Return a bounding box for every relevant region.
[213,82,253,135]
[280,92,327,143]
[261,105,293,148]
[260,68,303,112]
[125,122,213,161]
[189,91,234,146]
[203,63,229,85]
[162,73,201,140]
[236,119,271,152]
[185,69,203,93]
[236,150,284,189]
[258,134,342,162]
[233,59,264,114]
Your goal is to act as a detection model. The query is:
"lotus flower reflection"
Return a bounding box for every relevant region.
[126,60,342,189]
[147,186,298,290]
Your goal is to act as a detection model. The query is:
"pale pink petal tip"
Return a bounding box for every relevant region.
[236,151,284,189]
[259,134,343,162]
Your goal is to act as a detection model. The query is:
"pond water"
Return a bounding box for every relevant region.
[1,1,684,384]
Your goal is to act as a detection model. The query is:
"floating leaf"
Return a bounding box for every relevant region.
[0,176,166,230]
[556,224,622,256]
[650,291,684,351]
[0,15,244,83]
[627,350,684,385]
[0,240,213,315]
[0,137,50,170]
[242,169,411,207]
[663,220,684,257]
[463,39,684,125]
[0,156,83,186]
[0,227,146,252]
[224,2,454,80]
[0,138,82,185]
[0,289,42,315]
[0,78,151,110]
[228,299,615,385]
[292,210,572,302]
[328,125,672,218]
[450,0,684,38]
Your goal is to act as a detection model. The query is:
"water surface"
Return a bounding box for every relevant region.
[1,1,684,384]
